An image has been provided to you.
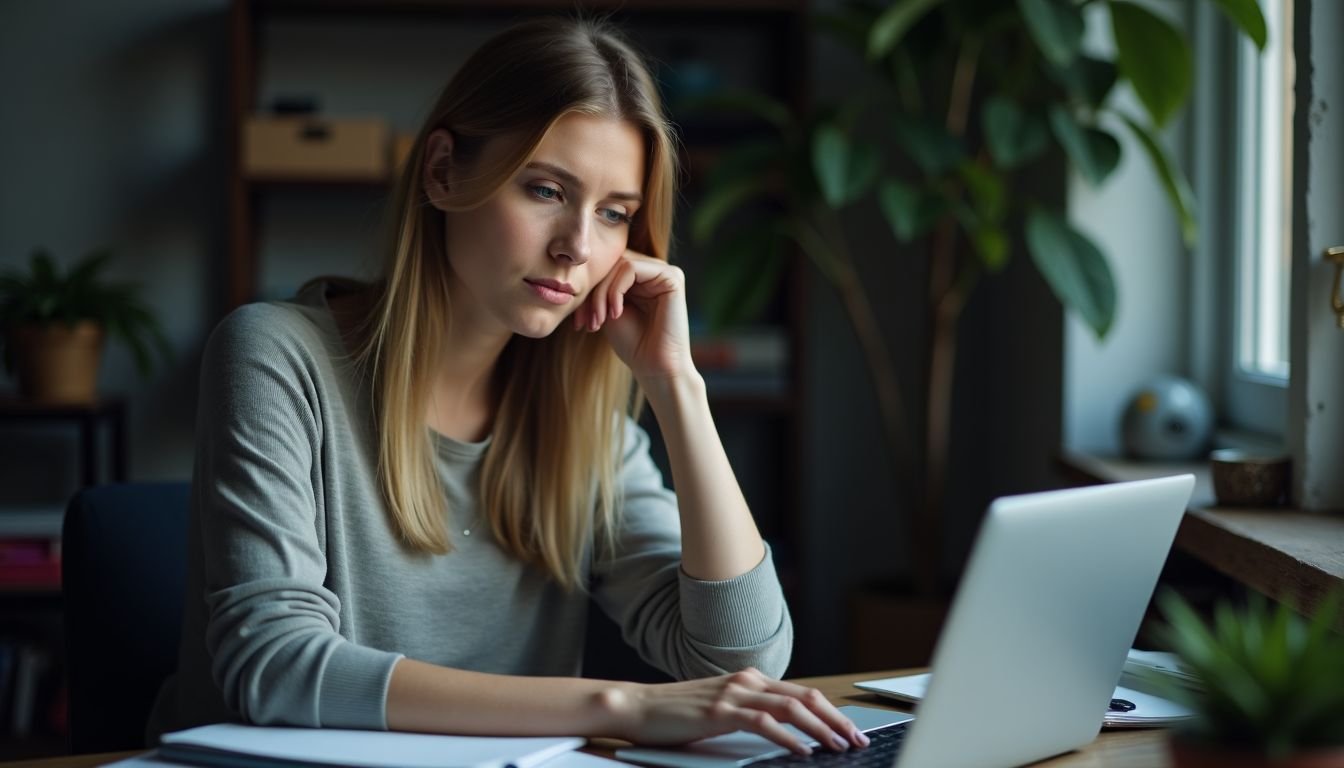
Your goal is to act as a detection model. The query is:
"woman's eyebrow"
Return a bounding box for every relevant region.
[526,161,643,203]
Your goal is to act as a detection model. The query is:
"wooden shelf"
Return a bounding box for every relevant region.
[1059,450,1344,627]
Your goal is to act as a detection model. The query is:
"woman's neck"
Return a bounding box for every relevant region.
[425,336,505,443]
[326,281,507,443]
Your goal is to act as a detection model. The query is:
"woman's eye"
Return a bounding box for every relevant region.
[530,184,560,200]
[600,208,632,225]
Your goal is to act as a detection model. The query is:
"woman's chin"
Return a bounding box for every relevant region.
[510,314,566,339]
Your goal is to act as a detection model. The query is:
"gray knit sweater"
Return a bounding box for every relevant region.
[145,282,792,740]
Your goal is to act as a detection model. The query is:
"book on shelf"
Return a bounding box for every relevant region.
[690,328,788,373]
[0,537,61,589]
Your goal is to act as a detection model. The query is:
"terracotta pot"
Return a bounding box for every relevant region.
[1169,737,1344,768]
[10,321,106,404]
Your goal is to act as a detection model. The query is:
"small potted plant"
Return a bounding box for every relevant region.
[1150,589,1344,767]
[0,247,169,404]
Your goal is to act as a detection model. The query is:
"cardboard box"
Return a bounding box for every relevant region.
[243,116,389,181]
[392,133,417,176]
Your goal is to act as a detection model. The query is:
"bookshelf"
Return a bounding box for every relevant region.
[227,0,813,672]
[0,399,128,757]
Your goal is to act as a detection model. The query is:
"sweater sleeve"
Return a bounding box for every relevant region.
[589,418,794,680]
[193,305,402,729]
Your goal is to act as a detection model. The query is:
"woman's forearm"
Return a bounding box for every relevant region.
[641,371,767,581]
[386,658,637,736]
[387,659,865,754]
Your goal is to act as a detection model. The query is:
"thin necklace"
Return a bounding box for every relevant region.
[460,511,480,538]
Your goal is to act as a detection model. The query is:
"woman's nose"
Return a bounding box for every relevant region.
[549,213,592,266]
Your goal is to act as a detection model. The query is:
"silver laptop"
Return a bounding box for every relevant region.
[617,475,1195,768]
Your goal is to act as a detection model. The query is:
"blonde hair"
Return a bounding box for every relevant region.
[353,18,677,589]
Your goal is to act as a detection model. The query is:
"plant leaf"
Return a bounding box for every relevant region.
[973,225,1010,271]
[1051,55,1119,109]
[1049,106,1122,186]
[958,162,1007,224]
[692,176,768,246]
[878,178,945,242]
[811,124,880,209]
[702,221,785,331]
[1208,0,1268,50]
[868,0,945,60]
[1119,114,1198,246]
[1025,209,1117,337]
[30,248,58,291]
[891,115,965,176]
[1019,0,1084,67]
[1110,1,1191,128]
[983,96,1050,169]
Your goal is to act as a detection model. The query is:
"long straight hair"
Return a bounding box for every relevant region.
[352,19,677,589]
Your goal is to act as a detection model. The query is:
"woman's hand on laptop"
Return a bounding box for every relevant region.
[603,667,870,754]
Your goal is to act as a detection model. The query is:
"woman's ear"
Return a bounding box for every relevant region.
[423,128,455,212]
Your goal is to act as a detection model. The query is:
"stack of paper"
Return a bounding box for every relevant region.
[98,723,628,768]
[1104,684,1195,727]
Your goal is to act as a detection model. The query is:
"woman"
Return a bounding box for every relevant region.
[148,18,867,755]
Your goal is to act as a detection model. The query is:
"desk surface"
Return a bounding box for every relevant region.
[2,671,1173,768]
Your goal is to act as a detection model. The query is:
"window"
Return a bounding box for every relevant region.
[1225,0,1293,435]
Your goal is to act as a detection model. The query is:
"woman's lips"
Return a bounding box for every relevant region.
[525,279,576,305]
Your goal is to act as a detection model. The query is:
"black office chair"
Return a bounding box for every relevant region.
[62,482,190,754]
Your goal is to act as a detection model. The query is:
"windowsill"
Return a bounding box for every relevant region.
[1058,450,1344,625]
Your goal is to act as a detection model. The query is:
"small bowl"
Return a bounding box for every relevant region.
[1209,449,1291,507]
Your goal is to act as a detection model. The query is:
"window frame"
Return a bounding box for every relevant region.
[1201,0,1292,438]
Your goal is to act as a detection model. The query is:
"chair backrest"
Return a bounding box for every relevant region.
[62,482,190,754]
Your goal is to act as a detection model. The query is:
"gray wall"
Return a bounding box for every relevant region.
[0,1,1066,676]
[1,1,228,502]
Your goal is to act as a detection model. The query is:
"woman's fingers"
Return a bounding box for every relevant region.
[581,253,665,332]
[732,691,851,753]
[605,259,637,323]
[723,708,812,756]
[712,670,861,752]
[764,680,868,747]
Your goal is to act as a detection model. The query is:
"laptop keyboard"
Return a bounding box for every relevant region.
[753,722,911,768]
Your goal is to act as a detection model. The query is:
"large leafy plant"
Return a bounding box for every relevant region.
[1152,590,1344,758]
[691,0,1266,594]
[0,248,170,377]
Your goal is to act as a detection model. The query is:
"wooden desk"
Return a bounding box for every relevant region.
[0,671,1173,768]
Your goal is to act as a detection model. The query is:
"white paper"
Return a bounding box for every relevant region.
[159,724,585,768]
[1123,649,1201,688]
[101,748,632,768]
[98,751,177,768]
[541,752,636,768]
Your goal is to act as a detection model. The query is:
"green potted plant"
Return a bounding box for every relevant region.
[1150,589,1344,767]
[0,248,170,404]
[690,0,1268,600]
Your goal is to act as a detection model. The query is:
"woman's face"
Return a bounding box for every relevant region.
[425,113,646,342]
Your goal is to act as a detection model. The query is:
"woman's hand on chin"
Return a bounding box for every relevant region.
[573,249,696,384]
